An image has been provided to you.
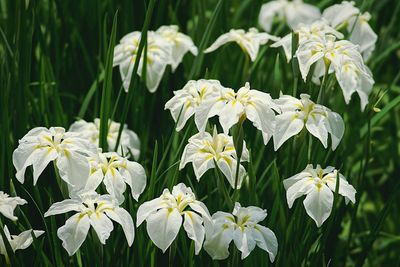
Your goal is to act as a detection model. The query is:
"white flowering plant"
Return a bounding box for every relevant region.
[1,0,398,266]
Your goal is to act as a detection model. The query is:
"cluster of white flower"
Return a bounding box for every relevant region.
[12,119,146,255]
[137,184,278,261]
[113,25,198,93]
[268,1,376,111]
[6,0,375,262]
[166,79,345,151]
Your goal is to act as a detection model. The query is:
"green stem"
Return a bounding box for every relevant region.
[317,61,330,104]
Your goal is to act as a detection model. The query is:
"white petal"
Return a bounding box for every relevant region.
[245,101,276,145]
[258,1,283,32]
[89,212,114,244]
[204,33,234,53]
[233,227,256,259]
[44,199,83,217]
[120,161,147,201]
[136,197,165,226]
[325,175,356,204]
[183,211,205,255]
[303,185,333,227]
[305,114,329,148]
[30,147,58,185]
[253,225,278,262]
[57,213,91,256]
[204,222,234,260]
[105,207,135,246]
[144,60,168,93]
[103,167,127,204]
[218,101,243,134]
[273,112,304,150]
[296,49,324,81]
[146,208,182,253]
[0,195,27,221]
[189,202,211,221]
[327,111,344,150]
[12,229,45,251]
[56,151,91,189]
[284,179,313,208]
[271,34,292,62]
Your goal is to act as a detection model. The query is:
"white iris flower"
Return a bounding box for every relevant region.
[271,19,344,62]
[164,79,225,132]
[296,34,374,110]
[12,127,96,187]
[214,82,279,145]
[75,151,146,203]
[322,1,377,60]
[0,192,27,221]
[156,25,198,71]
[0,225,44,260]
[204,28,280,62]
[273,94,344,151]
[136,183,211,254]
[180,128,249,189]
[44,192,134,256]
[283,164,356,227]
[204,202,278,261]
[113,26,197,92]
[69,118,140,160]
[258,0,320,32]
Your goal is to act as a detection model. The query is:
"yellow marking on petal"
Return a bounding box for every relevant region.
[316,183,322,191]
[205,154,214,161]
[226,216,235,223]
[43,136,53,143]
[64,149,71,160]
[46,147,54,155]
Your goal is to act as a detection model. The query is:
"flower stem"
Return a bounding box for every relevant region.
[317,61,331,104]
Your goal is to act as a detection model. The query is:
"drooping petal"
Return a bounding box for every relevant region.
[120,161,147,201]
[103,167,127,204]
[325,175,356,204]
[296,49,324,81]
[89,212,114,244]
[326,111,345,150]
[258,1,284,32]
[105,207,135,246]
[273,112,304,150]
[56,150,91,189]
[203,222,234,260]
[245,98,276,145]
[136,197,165,226]
[12,229,45,251]
[146,208,182,253]
[189,202,212,221]
[305,113,329,148]
[218,100,244,134]
[233,227,256,259]
[57,213,91,256]
[303,185,333,227]
[284,178,313,208]
[31,147,59,185]
[183,211,205,255]
[0,195,27,221]
[252,225,278,262]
